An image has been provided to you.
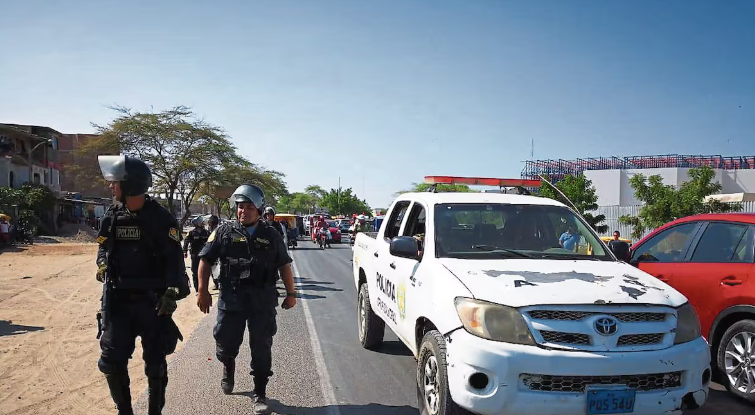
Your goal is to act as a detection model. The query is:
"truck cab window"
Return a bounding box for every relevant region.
[384,201,410,240]
[402,204,426,258]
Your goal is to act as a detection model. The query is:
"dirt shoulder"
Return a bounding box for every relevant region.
[0,242,209,415]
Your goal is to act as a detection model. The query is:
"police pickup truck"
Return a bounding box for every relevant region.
[352,176,711,415]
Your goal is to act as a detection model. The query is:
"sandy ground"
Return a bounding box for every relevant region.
[0,241,210,415]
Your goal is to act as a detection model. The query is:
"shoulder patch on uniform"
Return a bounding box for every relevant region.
[207,230,217,243]
[96,236,107,245]
[169,227,180,242]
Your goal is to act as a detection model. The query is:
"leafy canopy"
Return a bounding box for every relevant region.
[538,174,608,234]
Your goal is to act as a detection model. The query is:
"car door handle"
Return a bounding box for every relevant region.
[721,277,743,286]
[656,275,668,282]
[374,252,379,258]
[389,262,396,269]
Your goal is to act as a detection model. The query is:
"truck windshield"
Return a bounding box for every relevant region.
[433,203,612,260]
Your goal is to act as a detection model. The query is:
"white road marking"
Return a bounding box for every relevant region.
[291,258,342,415]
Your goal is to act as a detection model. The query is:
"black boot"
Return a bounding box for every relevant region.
[221,360,235,394]
[104,372,134,415]
[253,376,270,415]
[147,375,167,415]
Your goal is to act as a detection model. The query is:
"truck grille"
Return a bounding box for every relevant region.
[523,306,676,352]
[617,333,664,346]
[541,331,591,346]
[520,371,683,393]
[528,310,668,323]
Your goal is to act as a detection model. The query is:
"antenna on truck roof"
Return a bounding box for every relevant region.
[423,176,542,195]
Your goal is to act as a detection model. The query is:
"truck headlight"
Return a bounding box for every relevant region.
[454,297,535,345]
[674,302,702,345]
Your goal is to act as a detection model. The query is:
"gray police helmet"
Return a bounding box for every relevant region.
[229,184,266,211]
[264,206,276,216]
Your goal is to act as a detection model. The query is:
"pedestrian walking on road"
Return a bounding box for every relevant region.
[95,155,191,415]
[196,183,297,415]
[183,216,210,292]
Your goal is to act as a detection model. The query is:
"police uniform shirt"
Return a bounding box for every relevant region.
[184,227,210,256]
[197,220,292,278]
[95,198,186,291]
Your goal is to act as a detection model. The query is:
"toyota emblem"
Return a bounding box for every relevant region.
[594,317,618,336]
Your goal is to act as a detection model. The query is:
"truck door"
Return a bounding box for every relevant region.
[374,201,411,332]
[392,202,427,339]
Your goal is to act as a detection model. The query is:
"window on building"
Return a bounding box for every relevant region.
[33,173,40,184]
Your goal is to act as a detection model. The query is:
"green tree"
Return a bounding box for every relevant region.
[0,183,57,234]
[197,161,288,219]
[320,187,371,216]
[538,174,608,234]
[619,166,742,239]
[78,105,240,222]
[276,192,316,214]
[395,183,473,195]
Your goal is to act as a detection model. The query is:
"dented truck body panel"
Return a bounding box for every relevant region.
[353,191,711,415]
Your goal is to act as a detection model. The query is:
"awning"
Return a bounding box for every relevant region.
[703,193,755,203]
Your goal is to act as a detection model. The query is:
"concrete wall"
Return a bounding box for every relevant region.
[585,167,755,207]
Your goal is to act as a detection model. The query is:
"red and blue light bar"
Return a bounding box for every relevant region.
[424,176,542,188]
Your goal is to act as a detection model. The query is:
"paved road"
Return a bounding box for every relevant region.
[137,237,751,414]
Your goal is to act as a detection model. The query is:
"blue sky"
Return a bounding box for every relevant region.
[1,0,753,208]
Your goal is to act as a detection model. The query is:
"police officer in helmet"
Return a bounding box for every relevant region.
[196,184,296,415]
[263,206,284,237]
[183,216,210,292]
[95,155,190,415]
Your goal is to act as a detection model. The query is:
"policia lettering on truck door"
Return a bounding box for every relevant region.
[196,183,297,415]
[95,155,191,415]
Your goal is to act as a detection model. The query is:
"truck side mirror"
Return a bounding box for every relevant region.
[390,236,420,260]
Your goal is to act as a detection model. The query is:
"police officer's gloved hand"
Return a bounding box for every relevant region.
[157,287,179,316]
[96,263,107,283]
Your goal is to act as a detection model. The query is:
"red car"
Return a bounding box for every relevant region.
[629,213,755,403]
[326,220,342,243]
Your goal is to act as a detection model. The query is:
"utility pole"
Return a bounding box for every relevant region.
[337,176,341,215]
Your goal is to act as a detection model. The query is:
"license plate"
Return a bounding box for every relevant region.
[586,388,636,414]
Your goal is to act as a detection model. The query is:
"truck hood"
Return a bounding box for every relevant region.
[438,258,687,308]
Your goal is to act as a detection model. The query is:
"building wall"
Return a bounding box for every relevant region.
[585,167,755,207]
[58,133,113,198]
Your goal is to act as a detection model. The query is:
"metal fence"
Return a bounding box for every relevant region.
[592,201,755,242]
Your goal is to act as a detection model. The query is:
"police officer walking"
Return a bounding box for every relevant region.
[95,155,190,415]
[196,184,296,415]
[263,206,284,236]
[183,217,210,292]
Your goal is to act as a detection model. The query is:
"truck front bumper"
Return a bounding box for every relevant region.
[445,329,711,415]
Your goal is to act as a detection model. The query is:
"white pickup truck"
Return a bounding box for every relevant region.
[352,178,711,415]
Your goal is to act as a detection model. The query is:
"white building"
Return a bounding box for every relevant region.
[521,155,755,240]
[584,167,755,207]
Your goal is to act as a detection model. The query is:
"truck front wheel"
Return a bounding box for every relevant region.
[417,330,472,415]
[357,283,385,349]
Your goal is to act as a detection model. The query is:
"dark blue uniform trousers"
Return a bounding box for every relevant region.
[213,284,278,379]
[98,297,168,377]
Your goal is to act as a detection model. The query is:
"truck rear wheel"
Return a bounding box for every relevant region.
[357,283,384,349]
[416,330,472,415]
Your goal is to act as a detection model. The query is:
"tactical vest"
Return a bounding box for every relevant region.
[218,222,279,288]
[109,209,166,291]
[188,228,209,255]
